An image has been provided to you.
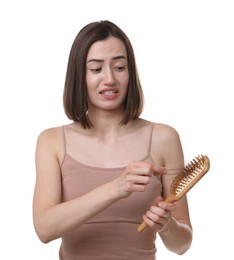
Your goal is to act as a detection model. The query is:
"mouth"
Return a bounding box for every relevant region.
[99,90,118,95]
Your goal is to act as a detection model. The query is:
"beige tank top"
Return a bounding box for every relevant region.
[59,122,162,260]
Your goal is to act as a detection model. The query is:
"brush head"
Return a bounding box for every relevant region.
[168,154,210,201]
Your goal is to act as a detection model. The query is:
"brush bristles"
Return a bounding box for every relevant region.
[170,155,206,195]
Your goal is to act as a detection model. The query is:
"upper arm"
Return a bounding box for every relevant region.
[33,127,64,219]
[152,124,192,227]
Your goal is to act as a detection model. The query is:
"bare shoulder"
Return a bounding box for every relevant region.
[153,123,180,142]
[36,125,68,164]
[37,126,63,145]
[134,119,181,144]
[151,122,183,166]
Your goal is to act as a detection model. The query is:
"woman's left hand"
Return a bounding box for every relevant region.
[142,196,176,232]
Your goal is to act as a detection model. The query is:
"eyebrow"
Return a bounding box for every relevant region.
[86,55,127,64]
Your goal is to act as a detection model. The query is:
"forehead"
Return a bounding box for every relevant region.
[86,37,127,60]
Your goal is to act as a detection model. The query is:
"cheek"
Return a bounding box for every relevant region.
[123,75,129,92]
[120,72,129,87]
[86,74,99,92]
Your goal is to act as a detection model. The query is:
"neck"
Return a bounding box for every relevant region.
[86,109,128,140]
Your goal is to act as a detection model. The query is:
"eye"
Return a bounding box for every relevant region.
[114,66,125,72]
[90,68,102,73]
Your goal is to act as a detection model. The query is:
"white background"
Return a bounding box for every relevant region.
[0,0,233,259]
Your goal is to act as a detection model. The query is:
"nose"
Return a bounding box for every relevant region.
[104,67,117,86]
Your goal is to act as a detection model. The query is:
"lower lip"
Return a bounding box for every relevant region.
[100,92,118,100]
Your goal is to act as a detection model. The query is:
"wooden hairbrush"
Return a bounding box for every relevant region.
[137,154,210,233]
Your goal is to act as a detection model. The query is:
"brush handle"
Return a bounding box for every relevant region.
[137,221,148,233]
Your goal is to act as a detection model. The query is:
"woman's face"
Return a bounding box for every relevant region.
[86,36,129,113]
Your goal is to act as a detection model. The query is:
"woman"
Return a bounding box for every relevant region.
[33,20,192,260]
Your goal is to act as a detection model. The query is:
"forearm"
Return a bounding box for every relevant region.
[158,217,193,255]
[34,181,119,243]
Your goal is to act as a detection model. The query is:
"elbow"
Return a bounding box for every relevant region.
[35,227,53,244]
[34,220,55,244]
[176,232,193,255]
[37,233,52,244]
[159,219,193,255]
[177,244,192,255]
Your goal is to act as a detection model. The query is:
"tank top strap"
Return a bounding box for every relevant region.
[61,125,67,155]
[147,122,155,156]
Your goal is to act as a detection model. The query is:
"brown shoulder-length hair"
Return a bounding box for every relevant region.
[63,20,144,129]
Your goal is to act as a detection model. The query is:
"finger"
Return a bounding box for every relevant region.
[127,162,154,176]
[126,175,151,185]
[152,164,167,176]
[127,167,152,176]
[152,196,164,206]
[143,214,164,229]
[148,205,169,218]
[158,201,177,211]
[143,214,157,227]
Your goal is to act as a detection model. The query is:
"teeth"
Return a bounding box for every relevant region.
[102,91,116,95]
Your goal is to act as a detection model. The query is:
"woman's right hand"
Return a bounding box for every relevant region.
[113,161,166,199]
